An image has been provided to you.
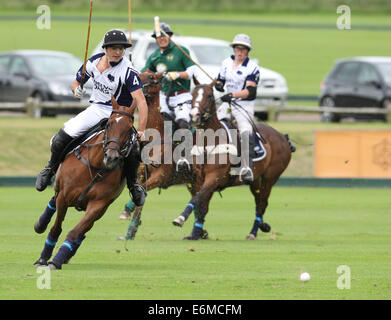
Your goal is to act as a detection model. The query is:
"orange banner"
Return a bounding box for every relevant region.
[315,130,391,178]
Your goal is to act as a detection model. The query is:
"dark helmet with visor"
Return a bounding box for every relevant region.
[102,30,132,48]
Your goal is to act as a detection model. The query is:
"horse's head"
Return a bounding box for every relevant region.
[103,96,135,170]
[190,80,217,127]
[139,71,161,98]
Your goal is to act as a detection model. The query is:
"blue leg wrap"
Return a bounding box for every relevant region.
[181,203,194,220]
[40,234,58,261]
[51,239,77,267]
[38,196,56,228]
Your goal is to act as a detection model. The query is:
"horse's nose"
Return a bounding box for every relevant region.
[190,107,200,122]
[103,150,119,169]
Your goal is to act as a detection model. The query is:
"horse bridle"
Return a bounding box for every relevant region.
[142,74,160,98]
[103,110,136,159]
[193,89,216,126]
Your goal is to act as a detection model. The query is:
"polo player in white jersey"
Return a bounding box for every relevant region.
[35,29,148,207]
[215,34,260,183]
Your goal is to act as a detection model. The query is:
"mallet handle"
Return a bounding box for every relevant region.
[161,29,214,82]
[80,0,93,89]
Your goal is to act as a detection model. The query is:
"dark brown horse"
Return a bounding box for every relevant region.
[172,83,294,240]
[122,71,199,240]
[33,97,136,269]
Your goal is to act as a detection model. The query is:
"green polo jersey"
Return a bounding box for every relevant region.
[141,42,194,94]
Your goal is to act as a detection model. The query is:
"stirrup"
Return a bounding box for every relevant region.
[176,158,191,172]
[239,167,254,182]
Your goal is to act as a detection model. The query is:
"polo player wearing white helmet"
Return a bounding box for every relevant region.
[215,33,260,183]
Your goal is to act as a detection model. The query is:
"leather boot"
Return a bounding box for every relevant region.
[124,144,147,206]
[240,133,256,183]
[175,119,191,173]
[36,129,73,191]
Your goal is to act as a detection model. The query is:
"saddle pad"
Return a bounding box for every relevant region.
[220,119,266,162]
[253,132,266,162]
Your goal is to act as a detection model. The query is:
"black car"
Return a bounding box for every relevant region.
[0,50,92,116]
[319,57,391,122]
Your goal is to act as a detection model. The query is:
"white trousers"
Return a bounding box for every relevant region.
[217,100,254,134]
[159,92,192,123]
[63,103,112,138]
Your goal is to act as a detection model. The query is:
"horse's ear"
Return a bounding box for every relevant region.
[209,79,217,88]
[193,76,200,86]
[111,95,119,110]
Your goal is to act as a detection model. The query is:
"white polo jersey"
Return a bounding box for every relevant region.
[216,56,260,133]
[217,55,260,97]
[76,53,142,107]
[63,54,142,138]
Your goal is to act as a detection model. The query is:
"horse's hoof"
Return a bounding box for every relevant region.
[246,234,256,240]
[172,216,185,227]
[34,221,46,234]
[116,236,126,241]
[48,261,61,270]
[119,210,131,220]
[260,223,271,233]
[201,229,209,239]
[183,235,199,240]
[33,258,48,266]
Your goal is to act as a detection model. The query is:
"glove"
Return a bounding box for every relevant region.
[215,81,225,92]
[221,93,233,103]
[73,85,85,99]
[165,72,180,81]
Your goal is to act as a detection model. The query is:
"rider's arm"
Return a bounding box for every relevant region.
[231,80,257,99]
[131,88,148,139]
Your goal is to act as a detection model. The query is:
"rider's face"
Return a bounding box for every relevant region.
[106,45,125,62]
[156,35,170,50]
[233,45,249,61]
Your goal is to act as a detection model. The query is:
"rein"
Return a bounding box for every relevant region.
[74,110,136,210]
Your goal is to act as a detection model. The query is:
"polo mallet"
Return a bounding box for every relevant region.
[80,0,93,90]
[154,16,215,82]
[128,0,132,60]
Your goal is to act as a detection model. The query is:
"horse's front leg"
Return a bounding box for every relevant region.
[34,195,57,234]
[34,193,67,266]
[183,189,214,240]
[120,166,169,238]
[48,200,109,270]
[176,173,218,240]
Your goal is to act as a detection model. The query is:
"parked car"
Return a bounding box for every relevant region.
[0,50,92,116]
[319,56,391,122]
[92,29,289,119]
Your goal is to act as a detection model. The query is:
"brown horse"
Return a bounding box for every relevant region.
[33,97,136,269]
[172,83,294,240]
[122,71,200,240]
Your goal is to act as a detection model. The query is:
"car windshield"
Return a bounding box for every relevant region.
[375,62,391,85]
[28,55,82,76]
[189,44,232,65]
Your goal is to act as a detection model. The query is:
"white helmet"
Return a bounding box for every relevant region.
[230,34,252,51]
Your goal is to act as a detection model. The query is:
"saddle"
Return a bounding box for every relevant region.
[60,118,108,162]
[219,119,266,162]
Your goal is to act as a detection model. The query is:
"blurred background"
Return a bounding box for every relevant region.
[0,0,391,181]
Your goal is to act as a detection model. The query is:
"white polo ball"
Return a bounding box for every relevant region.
[300,272,311,282]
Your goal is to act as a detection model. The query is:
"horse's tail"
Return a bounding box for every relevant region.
[284,134,296,153]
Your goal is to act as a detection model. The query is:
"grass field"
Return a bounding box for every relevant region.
[0,185,390,300]
[1,11,391,95]
[0,117,389,177]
